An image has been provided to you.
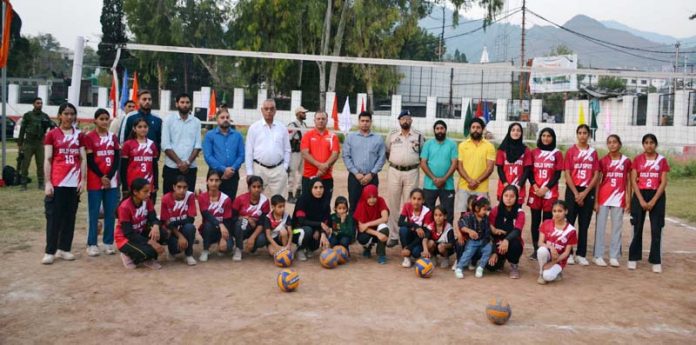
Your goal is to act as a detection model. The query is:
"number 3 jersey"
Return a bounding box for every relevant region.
[84,131,120,190]
[597,155,632,207]
[44,127,84,188]
[122,138,159,188]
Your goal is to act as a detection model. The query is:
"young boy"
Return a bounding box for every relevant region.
[160,176,198,266]
[262,194,293,256]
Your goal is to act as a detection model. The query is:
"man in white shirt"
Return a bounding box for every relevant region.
[245,99,291,198]
[161,93,202,194]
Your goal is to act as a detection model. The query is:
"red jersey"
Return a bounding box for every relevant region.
[115,198,155,249]
[564,145,599,188]
[400,203,433,227]
[160,191,197,227]
[425,222,453,243]
[488,206,526,246]
[597,155,632,207]
[198,191,233,223]
[632,153,670,190]
[232,193,270,222]
[540,220,577,268]
[530,148,564,199]
[300,129,340,179]
[84,130,119,190]
[44,127,84,187]
[122,138,158,188]
[264,212,291,237]
[496,148,532,203]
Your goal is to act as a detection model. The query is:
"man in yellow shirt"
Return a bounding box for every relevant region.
[456,117,495,221]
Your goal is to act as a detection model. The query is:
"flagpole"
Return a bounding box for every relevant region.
[1,0,7,170]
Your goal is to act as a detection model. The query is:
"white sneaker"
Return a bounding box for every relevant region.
[593,257,607,267]
[87,245,100,257]
[567,255,576,265]
[652,264,662,273]
[199,250,209,262]
[56,250,75,261]
[627,261,637,270]
[454,268,464,279]
[232,248,242,261]
[143,259,162,270]
[609,258,620,267]
[468,264,476,271]
[41,254,54,264]
[577,256,590,266]
[120,253,136,269]
[185,256,197,266]
[402,257,412,268]
[475,267,484,278]
[103,244,116,255]
[296,249,307,261]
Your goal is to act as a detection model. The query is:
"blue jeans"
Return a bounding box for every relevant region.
[167,223,196,257]
[456,239,492,270]
[87,188,118,246]
[329,234,354,253]
[399,226,424,258]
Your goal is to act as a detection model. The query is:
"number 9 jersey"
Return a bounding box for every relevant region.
[84,130,120,190]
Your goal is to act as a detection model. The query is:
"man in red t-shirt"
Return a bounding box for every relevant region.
[300,111,340,206]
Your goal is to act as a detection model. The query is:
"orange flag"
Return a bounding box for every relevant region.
[0,1,13,68]
[332,94,339,130]
[131,71,139,109]
[208,90,217,120]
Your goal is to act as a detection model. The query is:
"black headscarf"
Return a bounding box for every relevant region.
[536,127,557,151]
[292,177,330,226]
[498,122,526,163]
[495,185,520,233]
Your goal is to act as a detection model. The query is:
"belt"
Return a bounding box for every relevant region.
[254,159,283,169]
[390,163,419,172]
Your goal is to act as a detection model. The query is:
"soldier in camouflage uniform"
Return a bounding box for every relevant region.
[17,97,54,190]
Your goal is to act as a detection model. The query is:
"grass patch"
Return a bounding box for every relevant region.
[665,177,696,224]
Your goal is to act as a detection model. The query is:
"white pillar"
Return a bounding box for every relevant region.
[325,91,336,115]
[192,91,202,113]
[391,94,402,122]
[7,84,18,105]
[257,89,268,110]
[621,95,634,126]
[425,96,437,124]
[291,90,302,113]
[675,90,688,126]
[200,87,211,109]
[647,93,660,126]
[496,99,507,122]
[68,36,85,106]
[160,90,171,117]
[233,88,244,110]
[530,99,543,123]
[37,85,48,103]
[97,87,108,108]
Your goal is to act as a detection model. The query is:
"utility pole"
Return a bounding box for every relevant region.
[439,6,445,61]
[674,42,680,94]
[519,0,526,102]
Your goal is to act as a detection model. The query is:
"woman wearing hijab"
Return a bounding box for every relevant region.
[354,184,390,264]
[487,185,525,278]
[496,122,532,205]
[292,178,332,261]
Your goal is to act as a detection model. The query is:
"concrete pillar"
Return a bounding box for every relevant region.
[37,85,48,103]
[647,93,660,126]
[530,99,543,123]
[193,91,202,114]
[159,90,171,117]
[425,96,437,124]
[290,90,302,113]
[390,94,402,122]
[233,88,244,110]
[257,89,268,110]
[97,87,108,108]
[325,91,336,115]
[496,99,507,122]
[8,84,19,105]
[621,95,634,126]
[675,90,688,126]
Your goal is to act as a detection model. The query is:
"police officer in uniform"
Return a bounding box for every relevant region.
[385,110,424,246]
[17,97,55,190]
[287,106,308,203]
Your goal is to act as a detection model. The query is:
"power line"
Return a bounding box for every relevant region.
[443,8,522,40]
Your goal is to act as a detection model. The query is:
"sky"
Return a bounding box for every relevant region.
[12,0,696,50]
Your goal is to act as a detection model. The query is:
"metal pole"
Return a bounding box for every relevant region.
[1,1,6,170]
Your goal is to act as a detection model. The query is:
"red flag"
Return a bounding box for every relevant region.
[360,96,366,113]
[208,90,217,120]
[332,94,339,130]
[131,71,139,109]
[0,1,12,68]
[475,100,483,118]
[110,72,118,118]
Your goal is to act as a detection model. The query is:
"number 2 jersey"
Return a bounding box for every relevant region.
[44,127,84,188]
[529,148,564,200]
[122,138,159,188]
[632,153,670,191]
[597,155,632,208]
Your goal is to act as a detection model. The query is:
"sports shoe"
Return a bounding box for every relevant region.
[41,254,55,265]
[652,264,662,273]
[296,249,307,261]
[87,245,100,257]
[475,267,484,278]
[56,250,75,261]
[185,256,197,266]
[529,252,537,261]
[439,257,450,268]
[577,256,590,266]
[537,275,547,285]
[593,257,607,267]
[120,253,136,269]
[104,244,116,255]
[387,239,399,248]
[199,250,209,262]
[627,261,637,270]
[401,257,412,268]
[305,248,313,259]
[377,255,387,264]
[468,264,475,271]
[509,264,520,279]
[567,255,576,265]
[362,247,372,258]
[454,268,464,279]
[232,248,242,262]
[143,259,162,270]
[609,258,620,267]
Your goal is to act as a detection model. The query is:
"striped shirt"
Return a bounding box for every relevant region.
[342,131,386,175]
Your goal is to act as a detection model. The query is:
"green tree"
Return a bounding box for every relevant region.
[597,76,626,91]
[98,0,130,74]
[400,27,440,61]
[547,44,573,57]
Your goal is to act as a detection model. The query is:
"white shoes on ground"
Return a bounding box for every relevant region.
[593,257,607,267]
[567,255,576,265]
[454,268,464,279]
[627,261,637,270]
[232,248,242,262]
[609,258,620,267]
[475,267,484,278]
[87,246,100,257]
[402,257,412,268]
[55,250,75,261]
[652,264,662,273]
[576,256,590,266]
[104,244,116,255]
[186,256,197,266]
[199,250,209,262]
[41,254,55,265]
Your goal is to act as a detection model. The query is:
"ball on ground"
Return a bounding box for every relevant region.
[274,248,294,267]
[319,248,339,269]
[333,245,349,265]
[485,296,512,325]
[277,269,300,292]
[415,258,434,278]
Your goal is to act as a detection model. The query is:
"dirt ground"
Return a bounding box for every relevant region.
[1,165,695,345]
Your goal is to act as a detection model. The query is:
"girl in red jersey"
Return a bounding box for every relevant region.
[120,118,159,202]
[496,122,532,205]
[84,108,120,257]
[537,200,577,284]
[628,134,669,273]
[527,128,564,261]
[42,103,86,265]
[160,176,198,266]
[231,175,270,261]
[593,134,631,267]
[424,206,455,268]
[115,178,165,269]
[198,170,235,262]
[354,184,391,264]
[488,185,525,279]
[564,124,600,266]
[398,188,433,268]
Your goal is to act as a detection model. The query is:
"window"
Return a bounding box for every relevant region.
[507,100,529,121]
[541,95,565,123]
[658,94,674,126]
[632,95,647,126]
[688,92,696,126]
[641,80,648,85]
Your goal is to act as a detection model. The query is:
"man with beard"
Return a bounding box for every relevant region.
[287,106,308,203]
[161,93,202,194]
[118,90,162,149]
[385,110,424,247]
[420,120,458,224]
[203,108,245,200]
[455,117,495,222]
